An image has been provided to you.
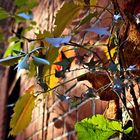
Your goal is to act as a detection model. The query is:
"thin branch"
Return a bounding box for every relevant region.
[12,30,44,42]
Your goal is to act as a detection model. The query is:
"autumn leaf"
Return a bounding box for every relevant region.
[104,47,117,62]
[53,1,81,36]
[9,92,36,136]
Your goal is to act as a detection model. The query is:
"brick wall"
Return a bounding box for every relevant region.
[1,0,119,140]
[15,0,115,140]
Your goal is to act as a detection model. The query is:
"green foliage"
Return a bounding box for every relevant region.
[0,55,24,66]
[75,114,133,140]
[9,92,36,136]
[1,0,139,138]
[0,7,10,20]
[4,41,21,57]
[53,1,81,36]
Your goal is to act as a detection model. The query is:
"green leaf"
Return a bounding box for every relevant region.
[4,42,21,57]
[14,15,26,23]
[124,127,133,134]
[53,1,81,36]
[0,55,24,66]
[9,36,19,43]
[12,49,26,55]
[75,114,133,140]
[9,92,36,136]
[32,56,50,65]
[0,7,10,20]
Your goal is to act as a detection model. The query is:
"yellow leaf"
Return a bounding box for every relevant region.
[44,46,76,92]
[104,47,117,62]
[43,47,59,92]
[74,0,97,6]
[9,92,35,136]
[90,0,97,5]
[53,1,81,36]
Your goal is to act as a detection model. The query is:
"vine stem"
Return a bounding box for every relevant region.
[66,41,113,81]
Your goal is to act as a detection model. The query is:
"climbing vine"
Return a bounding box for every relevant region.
[0,0,140,139]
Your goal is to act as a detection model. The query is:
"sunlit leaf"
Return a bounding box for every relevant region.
[104,47,117,62]
[75,114,133,140]
[12,49,26,55]
[46,36,71,48]
[15,54,29,71]
[90,0,97,5]
[9,36,19,43]
[44,47,59,90]
[124,127,133,134]
[0,55,24,66]
[9,92,36,136]
[14,15,26,23]
[85,27,111,36]
[4,42,21,57]
[74,0,97,6]
[32,56,50,65]
[53,1,81,36]
[54,51,75,71]
[0,7,10,20]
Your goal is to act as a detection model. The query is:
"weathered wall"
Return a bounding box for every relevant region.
[15,0,115,140]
